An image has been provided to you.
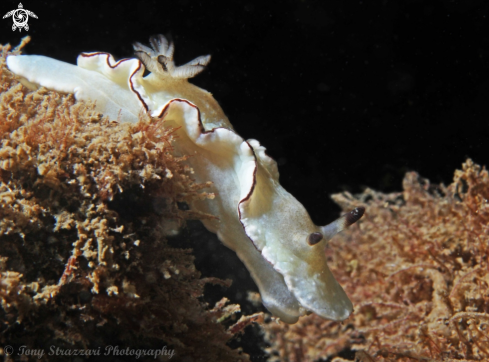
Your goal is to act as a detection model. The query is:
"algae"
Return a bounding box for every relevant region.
[263,160,489,361]
[0,38,261,362]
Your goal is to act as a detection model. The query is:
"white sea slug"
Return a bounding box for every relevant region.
[6,35,364,324]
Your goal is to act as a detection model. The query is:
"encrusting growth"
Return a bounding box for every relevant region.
[0,38,261,361]
[4,34,487,362]
[6,34,365,324]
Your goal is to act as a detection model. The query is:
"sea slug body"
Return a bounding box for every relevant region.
[6,35,364,324]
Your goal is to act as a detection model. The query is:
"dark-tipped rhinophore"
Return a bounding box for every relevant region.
[345,206,365,227]
[320,206,365,242]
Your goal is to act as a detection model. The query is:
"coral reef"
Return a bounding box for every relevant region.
[0,39,261,361]
[263,160,489,362]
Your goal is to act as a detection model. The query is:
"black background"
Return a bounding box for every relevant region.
[2,0,489,358]
[2,0,488,216]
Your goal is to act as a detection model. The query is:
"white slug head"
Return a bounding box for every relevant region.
[133,34,211,80]
[5,35,362,323]
[239,147,365,321]
[268,205,365,321]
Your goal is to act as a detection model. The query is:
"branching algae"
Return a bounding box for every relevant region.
[263,160,489,362]
[0,38,261,361]
[6,35,364,324]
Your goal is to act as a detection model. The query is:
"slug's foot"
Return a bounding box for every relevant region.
[134,34,211,79]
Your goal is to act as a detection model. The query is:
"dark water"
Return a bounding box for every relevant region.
[1,1,488,360]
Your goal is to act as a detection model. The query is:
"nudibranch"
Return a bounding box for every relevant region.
[6,35,364,324]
